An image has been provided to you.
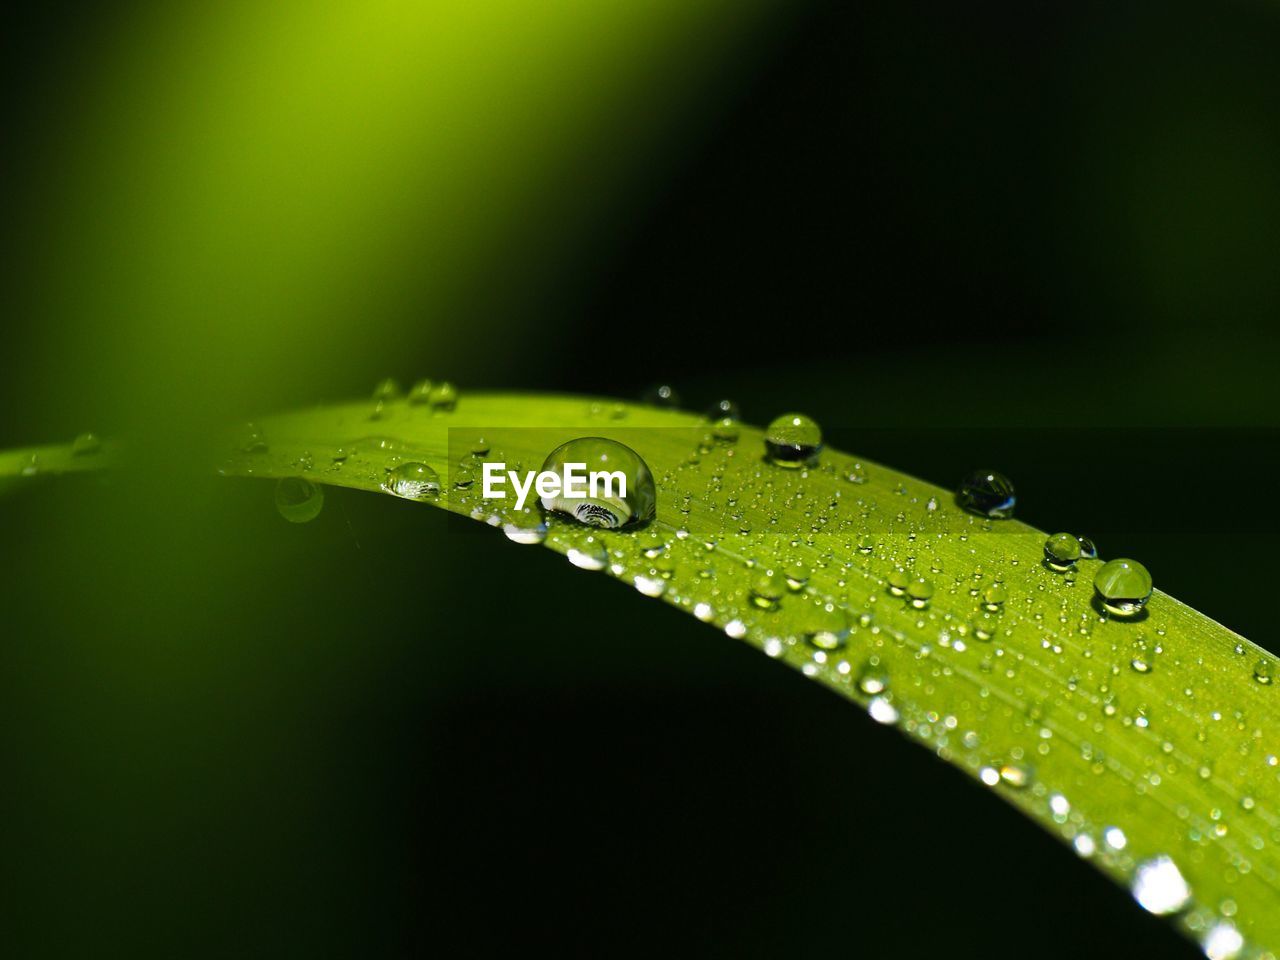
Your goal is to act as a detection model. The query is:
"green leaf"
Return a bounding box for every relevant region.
[11,392,1279,956]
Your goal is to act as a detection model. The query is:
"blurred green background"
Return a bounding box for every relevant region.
[3,0,1279,955]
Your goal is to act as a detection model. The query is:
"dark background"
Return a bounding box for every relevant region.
[4,0,1278,956]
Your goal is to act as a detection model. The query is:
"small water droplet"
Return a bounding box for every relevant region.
[1131,856,1191,915]
[503,515,548,545]
[275,477,324,523]
[371,377,402,402]
[1094,559,1153,617]
[1253,659,1273,685]
[999,764,1031,788]
[407,378,434,404]
[906,576,934,609]
[750,569,787,610]
[71,432,102,456]
[867,696,899,725]
[956,470,1015,519]
[239,423,268,454]
[567,540,608,571]
[539,438,656,529]
[857,665,888,695]
[1043,532,1082,571]
[1077,535,1098,559]
[1103,826,1127,850]
[642,384,680,407]
[982,584,1007,611]
[633,573,667,597]
[427,381,458,411]
[383,462,441,501]
[764,413,822,468]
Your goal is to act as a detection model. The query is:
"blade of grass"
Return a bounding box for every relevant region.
[7,391,1277,955]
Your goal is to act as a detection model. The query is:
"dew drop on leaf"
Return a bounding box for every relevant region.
[274,477,324,523]
[956,469,1016,519]
[641,383,680,407]
[763,413,822,468]
[566,540,608,571]
[1093,559,1153,617]
[426,381,458,411]
[382,462,440,501]
[371,377,402,402]
[539,437,656,529]
[1043,532,1082,571]
[750,569,787,610]
[1202,922,1244,960]
[1131,855,1191,915]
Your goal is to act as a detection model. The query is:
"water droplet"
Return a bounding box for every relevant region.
[750,569,787,610]
[956,470,1016,519]
[906,576,934,609]
[642,384,680,407]
[503,515,548,545]
[857,665,888,695]
[71,432,102,456]
[407,378,434,404]
[1254,659,1273,685]
[1043,532,1082,571]
[275,477,324,523]
[706,398,740,421]
[1131,856,1191,915]
[868,696,899,725]
[539,437,656,529]
[784,561,810,591]
[239,422,268,454]
[710,418,739,443]
[999,764,1031,788]
[634,573,667,597]
[982,584,1007,611]
[804,605,851,651]
[427,381,458,411]
[1103,826,1127,850]
[1202,922,1244,960]
[383,462,441,501]
[887,567,911,597]
[764,413,822,468]
[567,540,608,571]
[371,377,402,401]
[1093,558,1153,617]
[1077,535,1098,560]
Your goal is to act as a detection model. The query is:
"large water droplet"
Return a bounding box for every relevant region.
[383,462,441,501]
[275,477,324,523]
[764,413,822,468]
[1131,855,1191,915]
[956,470,1016,519]
[1093,558,1153,617]
[539,437,656,529]
[1043,532,1082,571]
